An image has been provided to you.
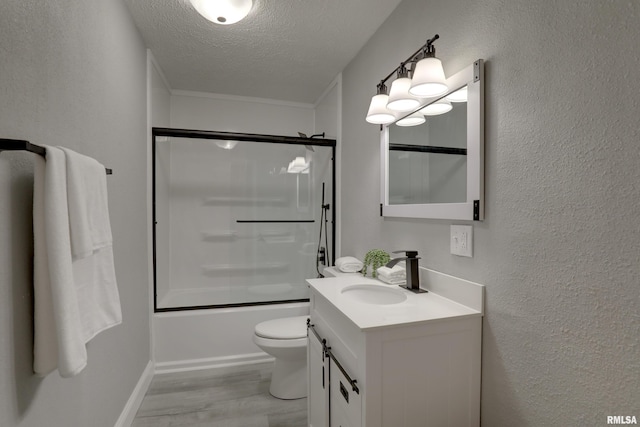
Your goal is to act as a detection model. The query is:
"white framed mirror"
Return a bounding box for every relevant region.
[381,59,484,220]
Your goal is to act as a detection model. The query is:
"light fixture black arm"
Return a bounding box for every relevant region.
[376,33,441,89]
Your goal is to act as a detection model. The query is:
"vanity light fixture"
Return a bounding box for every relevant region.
[366,34,448,126]
[446,86,468,103]
[409,42,448,97]
[215,140,238,150]
[396,111,426,127]
[190,0,253,25]
[386,66,421,112]
[365,83,396,124]
[420,98,452,116]
[287,157,310,174]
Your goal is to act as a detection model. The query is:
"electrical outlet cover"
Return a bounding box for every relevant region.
[451,225,473,257]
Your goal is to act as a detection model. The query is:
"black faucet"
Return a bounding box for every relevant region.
[386,250,427,293]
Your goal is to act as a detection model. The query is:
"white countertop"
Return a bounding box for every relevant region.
[307,270,484,331]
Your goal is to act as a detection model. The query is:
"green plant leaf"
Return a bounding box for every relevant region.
[362,249,390,278]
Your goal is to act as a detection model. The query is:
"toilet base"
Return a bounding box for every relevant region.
[269,357,307,400]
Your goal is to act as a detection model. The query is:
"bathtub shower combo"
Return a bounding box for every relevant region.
[152,128,336,311]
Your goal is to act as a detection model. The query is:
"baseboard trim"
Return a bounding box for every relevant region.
[154,352,274,374]
[114,359,155,427]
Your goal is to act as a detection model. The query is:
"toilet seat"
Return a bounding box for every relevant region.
[254,315,308,340]
[253,315,309,400]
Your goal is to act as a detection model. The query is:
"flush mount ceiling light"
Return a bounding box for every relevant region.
[366,34,449,125]
[190,0,253,25]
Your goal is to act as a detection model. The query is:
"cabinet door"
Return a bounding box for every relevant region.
[329,358,362,427]
[308,331,329,427]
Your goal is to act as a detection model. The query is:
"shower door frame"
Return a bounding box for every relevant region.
[152,127,336,313]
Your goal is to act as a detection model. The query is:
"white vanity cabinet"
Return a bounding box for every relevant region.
[308,325,329,427]
[307,271,484,427]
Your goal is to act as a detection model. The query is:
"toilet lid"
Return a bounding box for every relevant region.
[255,316,309,339]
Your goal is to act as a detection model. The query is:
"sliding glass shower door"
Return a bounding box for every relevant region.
[153,129,335,311]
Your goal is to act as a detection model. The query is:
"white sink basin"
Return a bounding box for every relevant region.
[341,284,407,305]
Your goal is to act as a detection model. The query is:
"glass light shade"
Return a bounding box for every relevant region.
[215,140,238,150]
[421,99,452,116]
[366,94,396,124]
[287,157,309,173]
[446,86,468,102]
[409,57,448,97]
[387,77,421,112]
[396,112,426,127]
[190,0,253,25]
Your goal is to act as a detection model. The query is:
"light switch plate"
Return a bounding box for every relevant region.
[451,225,473,257]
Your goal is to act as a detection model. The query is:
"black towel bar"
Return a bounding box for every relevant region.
[236,220,315,223]
[0,138,113,175]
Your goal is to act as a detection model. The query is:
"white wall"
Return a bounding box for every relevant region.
[341,0,640,424]
[314,76,341,260]
[314,76,341,140]
[148,55,172,307]
[171,91,315,136]
[149,55,171,128]
[0,1,150,426]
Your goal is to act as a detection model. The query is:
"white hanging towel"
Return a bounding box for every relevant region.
[33,146,121,378]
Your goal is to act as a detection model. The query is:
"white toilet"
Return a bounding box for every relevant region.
[253,315,309,400]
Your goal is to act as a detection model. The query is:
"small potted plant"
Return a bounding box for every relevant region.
[362,249,391,278]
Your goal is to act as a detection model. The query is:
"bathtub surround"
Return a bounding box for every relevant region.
[341,0,640,424]
[149,80,341,367]
[153,302,309,373]
[0,0,149,426]
[151,129,335,311]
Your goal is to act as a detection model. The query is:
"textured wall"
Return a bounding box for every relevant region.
[0,1,149,426]
[170,92,315,136]
[341,0,640,424]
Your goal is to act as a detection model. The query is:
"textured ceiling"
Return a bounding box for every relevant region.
[124,0,402,104]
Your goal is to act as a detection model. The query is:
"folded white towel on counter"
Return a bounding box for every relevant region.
[33,146,121,378]
[376,265,407,285]
[377,265,406,278]
[335,256,364,273]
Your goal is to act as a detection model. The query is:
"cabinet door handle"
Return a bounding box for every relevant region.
[327,348,359,394]
[340,381,349,403]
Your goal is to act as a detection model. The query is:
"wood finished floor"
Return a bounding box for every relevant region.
[132,362,307,427]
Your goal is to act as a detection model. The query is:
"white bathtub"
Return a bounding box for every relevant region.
[157,282,309,309]
[153,300,309,373]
